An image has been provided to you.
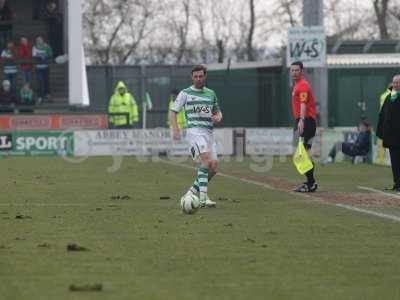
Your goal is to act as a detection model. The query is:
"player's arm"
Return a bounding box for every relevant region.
[212,111,222,124]
[169,110,180,140]
[211,93,223,124]
[169,91,186,140]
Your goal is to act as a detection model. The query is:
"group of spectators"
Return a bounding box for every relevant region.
[0,0,63,108]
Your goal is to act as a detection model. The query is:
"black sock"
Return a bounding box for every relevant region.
[305,164,315,185]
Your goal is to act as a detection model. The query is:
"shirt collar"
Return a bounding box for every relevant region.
[190,85,204,92]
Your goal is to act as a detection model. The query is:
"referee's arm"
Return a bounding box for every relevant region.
[297,104,306,135]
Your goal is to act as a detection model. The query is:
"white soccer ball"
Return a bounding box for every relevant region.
[180,194,200,214]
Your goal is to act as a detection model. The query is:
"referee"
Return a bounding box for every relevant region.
[290,61,318,192]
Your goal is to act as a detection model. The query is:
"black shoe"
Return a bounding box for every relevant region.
[294,182,318,193]
[308,182,318,192]
[384,185,400,191]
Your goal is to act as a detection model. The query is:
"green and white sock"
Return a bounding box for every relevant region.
[197,167,209,202]
[190,179,200,195]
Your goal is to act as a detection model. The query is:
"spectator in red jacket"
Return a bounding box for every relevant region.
[18,36,32,84]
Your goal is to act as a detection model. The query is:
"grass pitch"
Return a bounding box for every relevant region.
[1,156,400,300]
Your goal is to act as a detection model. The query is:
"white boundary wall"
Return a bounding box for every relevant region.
[74,129,234,157]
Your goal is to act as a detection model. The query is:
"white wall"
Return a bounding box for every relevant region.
[68,0,89,106]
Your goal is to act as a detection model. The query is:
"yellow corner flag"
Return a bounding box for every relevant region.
[293,138,314,175]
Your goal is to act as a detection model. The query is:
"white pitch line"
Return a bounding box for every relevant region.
[336,204,400,222]
[0,203,88,207]
[161,160,400,223]
[358,186,400,200]
[161,159,276,190]
[217,173,276,190]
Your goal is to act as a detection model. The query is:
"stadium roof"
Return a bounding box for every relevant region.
[328,40,400,54]
[207,53,400,71]
[327,53,400,68]
[207,58,282,71]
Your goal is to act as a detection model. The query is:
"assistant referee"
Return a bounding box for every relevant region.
[290,61,318,192]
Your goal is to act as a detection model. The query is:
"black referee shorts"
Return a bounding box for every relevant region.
[294,117,316,150]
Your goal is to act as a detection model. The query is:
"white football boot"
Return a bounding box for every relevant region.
[199,195,216,208]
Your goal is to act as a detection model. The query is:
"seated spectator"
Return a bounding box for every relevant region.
[32,35,53,103]
[324,120,371,164]
[0,0,13,51]
[0,79,17,107]
[43,1,63,57]
[18,36,32,84]
[1,40,17,94]
[20,82,34,105]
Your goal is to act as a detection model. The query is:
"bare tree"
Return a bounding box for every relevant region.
[386,2,400,38]
[391,5,400,21]
[372,0,391,39]
[279,0,301,27]
[324,0,368,40]
[83,0,393,65]
[83,0,110,64]
[247,0,256,61]
[210,0,236,63]
[216,39,225,63]
[168,0,191,64]
[193,3,210,63]
[258,0,301,47]
[190,0,238,63]
[83,0,160,64]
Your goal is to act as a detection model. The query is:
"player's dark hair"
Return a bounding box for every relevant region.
[191,65,207,75]
[291,61,304,70]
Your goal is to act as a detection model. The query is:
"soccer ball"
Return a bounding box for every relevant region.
[180,193,200,214]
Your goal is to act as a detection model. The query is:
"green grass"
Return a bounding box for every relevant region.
[1,157,400,300]
[218,157,393,192]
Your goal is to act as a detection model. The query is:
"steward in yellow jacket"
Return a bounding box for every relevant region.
[108,81,139,128]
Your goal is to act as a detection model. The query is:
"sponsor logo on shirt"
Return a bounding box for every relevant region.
[192,106,211,114]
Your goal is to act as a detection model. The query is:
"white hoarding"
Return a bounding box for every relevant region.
[245,128,294,155]
[74,129,233,157]
[287,26,326,68]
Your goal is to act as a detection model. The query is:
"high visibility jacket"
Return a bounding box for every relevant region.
[108,81,139,126]
[168,97,187,128]
[379,88,391,108]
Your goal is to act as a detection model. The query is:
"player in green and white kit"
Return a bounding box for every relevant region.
[169,65,223,207]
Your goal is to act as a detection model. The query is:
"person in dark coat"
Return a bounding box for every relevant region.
[0,79,17,113]
[0,0,14,51]
[43,1,63,57]
[377,75,400,192]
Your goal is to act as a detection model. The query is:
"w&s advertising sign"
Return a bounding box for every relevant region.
[286,26,326,68]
